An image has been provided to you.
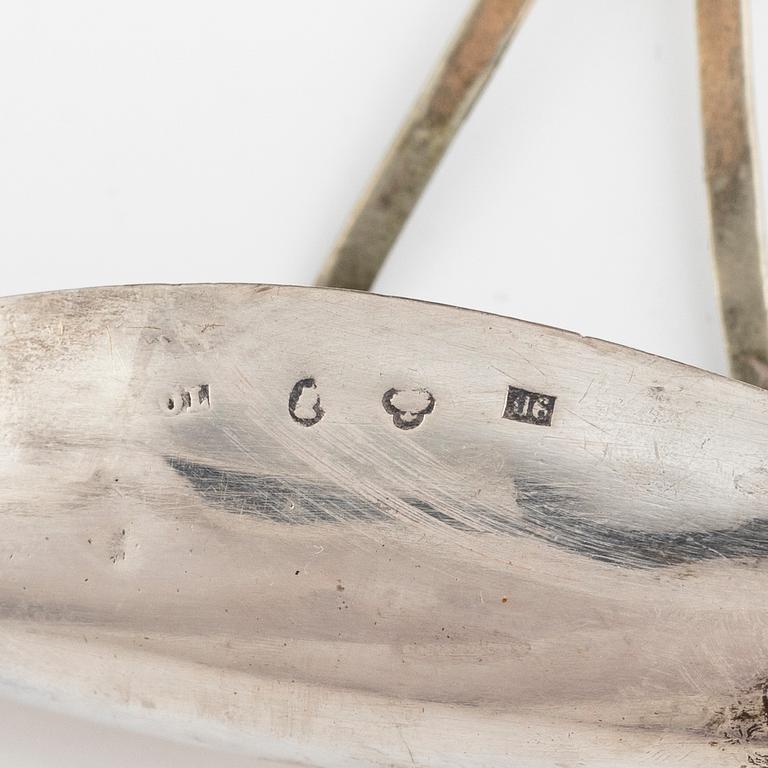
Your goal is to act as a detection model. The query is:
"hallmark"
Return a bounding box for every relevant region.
[382,388,435,430]
[289,378,324,426]
[503,386,555,426]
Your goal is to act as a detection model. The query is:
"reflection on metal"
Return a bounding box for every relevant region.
[316,0,533,291]
[5,284,768,765]
[697,0,768,386]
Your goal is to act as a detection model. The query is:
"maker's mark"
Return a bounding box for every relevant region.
[164,384,210,416]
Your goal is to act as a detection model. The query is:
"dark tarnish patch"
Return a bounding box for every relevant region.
[166,457,462,528]
[166,458,768,569]
[704,680,768,760]
[516,480,768,569]
[166,457,383,524]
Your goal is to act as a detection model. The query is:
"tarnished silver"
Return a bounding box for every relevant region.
[316,0,533,291]
[697,0,768,386]
[3,284,768,766]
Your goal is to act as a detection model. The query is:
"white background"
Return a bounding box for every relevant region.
[1,0,767,764]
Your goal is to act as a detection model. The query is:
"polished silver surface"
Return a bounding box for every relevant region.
[2,284,768,766]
